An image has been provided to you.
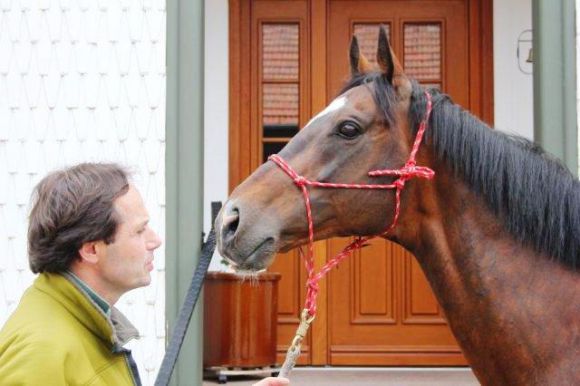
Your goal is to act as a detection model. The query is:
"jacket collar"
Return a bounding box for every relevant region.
[65,271,111,315]
[34,272,139,349]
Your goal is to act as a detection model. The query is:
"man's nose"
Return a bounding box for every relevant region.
[147,229,163,249]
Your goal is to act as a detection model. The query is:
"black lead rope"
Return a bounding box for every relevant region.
[154,201,221,386]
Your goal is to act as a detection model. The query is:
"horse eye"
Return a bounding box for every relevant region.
[337,122,361,139]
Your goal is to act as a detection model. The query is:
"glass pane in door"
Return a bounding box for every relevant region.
[262,24,299,81]
[403,23,441,81]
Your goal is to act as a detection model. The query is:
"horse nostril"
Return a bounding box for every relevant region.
[221,206,240,243]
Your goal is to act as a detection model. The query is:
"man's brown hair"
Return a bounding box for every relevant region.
[28,163,131,273]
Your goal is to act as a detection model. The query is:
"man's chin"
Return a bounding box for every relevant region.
[135,274,152,289]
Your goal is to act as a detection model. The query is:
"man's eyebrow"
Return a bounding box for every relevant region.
[137,219,150,228]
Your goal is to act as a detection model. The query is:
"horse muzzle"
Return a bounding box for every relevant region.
[215,199,279,271]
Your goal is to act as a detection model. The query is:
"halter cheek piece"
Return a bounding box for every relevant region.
[270,91,434,378]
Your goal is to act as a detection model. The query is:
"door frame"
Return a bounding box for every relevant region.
[228,0,493,365]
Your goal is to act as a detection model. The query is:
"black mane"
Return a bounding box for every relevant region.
[342,74,579,270]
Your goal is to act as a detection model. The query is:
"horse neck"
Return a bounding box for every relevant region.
[395,162,580,386]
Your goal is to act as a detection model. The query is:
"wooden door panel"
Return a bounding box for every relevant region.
[329,242,463,365]
[273,250,302,320]
[404,256,447,324]
[352,239,396,324]
[268,249,313,364]
[327,0,468,365]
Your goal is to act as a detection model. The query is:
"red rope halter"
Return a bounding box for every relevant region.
[268,91,434,318]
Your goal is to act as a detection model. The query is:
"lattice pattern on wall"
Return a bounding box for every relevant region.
[0,1,166,384]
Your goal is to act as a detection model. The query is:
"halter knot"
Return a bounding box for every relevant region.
[293,176,308,187]
[306,280,319,294]
[412,166,436,180]
[305,278,320,315]
[394,178,407,190]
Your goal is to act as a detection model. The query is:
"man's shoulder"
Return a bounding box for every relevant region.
[0,289,102,373]
[8,280,71,317]
[0,312,126,386]
[0,282,84,346]
[0,303,75,371]
[0,330,70,385]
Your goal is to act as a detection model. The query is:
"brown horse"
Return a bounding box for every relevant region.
[215,28,580,385]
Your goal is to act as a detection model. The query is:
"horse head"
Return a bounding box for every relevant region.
[216,27,431,271]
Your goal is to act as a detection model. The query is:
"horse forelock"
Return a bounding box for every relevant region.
[339,72,398,128]
[405,81,579,271]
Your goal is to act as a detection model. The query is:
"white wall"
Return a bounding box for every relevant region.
[204,0,231,271]
[493,0,534,140]
[0,2,167,384]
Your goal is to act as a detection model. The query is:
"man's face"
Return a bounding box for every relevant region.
[97,185,162,294]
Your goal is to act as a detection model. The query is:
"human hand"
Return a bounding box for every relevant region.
[252,377,290,386]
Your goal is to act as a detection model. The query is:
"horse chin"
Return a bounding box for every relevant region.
[277,227,341,253]
[230,238,277,272]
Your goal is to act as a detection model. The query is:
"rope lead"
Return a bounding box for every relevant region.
[278,309,315,378]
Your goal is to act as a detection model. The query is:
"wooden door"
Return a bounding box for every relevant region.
[327,1,467,366]
[229,0,493,366]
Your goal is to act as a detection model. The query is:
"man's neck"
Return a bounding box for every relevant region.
[68,265,121,306]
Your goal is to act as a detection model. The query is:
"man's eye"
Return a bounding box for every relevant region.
[337,122,361,139]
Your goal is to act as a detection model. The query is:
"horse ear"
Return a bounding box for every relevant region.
[349,35,372,76]
[376,26,405,84]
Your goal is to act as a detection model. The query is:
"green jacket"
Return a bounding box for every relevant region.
[0,273,141,385]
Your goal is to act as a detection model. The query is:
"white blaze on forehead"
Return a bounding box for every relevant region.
[305,96,347,127]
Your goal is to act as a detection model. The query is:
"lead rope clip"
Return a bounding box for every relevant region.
[277,309,315,379]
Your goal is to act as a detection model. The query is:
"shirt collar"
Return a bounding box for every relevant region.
[66,270,111,316]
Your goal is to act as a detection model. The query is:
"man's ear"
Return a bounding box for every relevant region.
[78,241,100,264]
